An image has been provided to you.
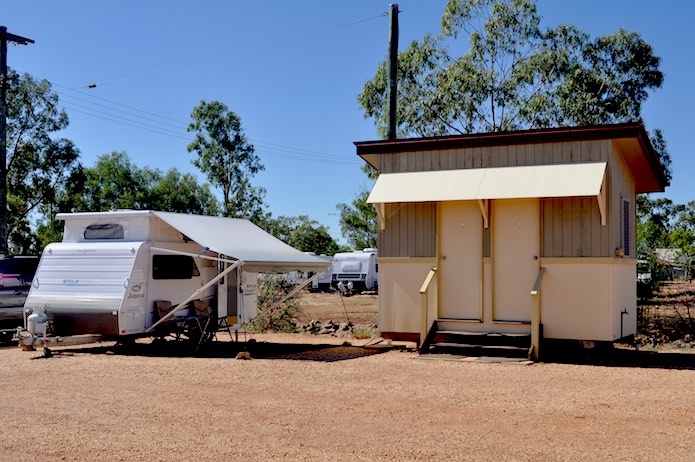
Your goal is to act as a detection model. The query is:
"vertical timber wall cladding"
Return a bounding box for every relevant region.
[377,140,618,259]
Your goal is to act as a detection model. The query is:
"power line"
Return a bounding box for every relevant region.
[57,90,188,130]
[55,84,189,127]
[60,99,190,136]
[59,104,360,165]
[71,11,388,90]
[55,87,360,164]
[59,104,193,141]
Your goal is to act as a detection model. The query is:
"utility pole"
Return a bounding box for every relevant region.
[0,27,34,256]
[387,4,399,140]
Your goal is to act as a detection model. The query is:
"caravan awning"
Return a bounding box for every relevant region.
[368,162,608,227]
[152,212,330,273]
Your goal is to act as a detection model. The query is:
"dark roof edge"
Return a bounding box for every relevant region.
[355,122,668,189]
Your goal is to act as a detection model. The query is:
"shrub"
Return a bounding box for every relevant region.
[245,274,303,333]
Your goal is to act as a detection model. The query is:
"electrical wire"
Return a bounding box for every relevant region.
[55,84,189,127]
[57,90,188,130]
[70,11,388,90]
[58,104,193,141]
[59,103,361,165]
[55,86,360,164]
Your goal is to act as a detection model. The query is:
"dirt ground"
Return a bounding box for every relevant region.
[1,292,695,461]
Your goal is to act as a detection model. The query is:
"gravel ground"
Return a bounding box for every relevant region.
[1,333,694,462]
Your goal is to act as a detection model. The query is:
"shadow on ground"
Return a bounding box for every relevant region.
[540,346,695,370]
[31,338,389,363]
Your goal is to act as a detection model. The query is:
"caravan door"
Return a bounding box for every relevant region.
[218,261,241,327]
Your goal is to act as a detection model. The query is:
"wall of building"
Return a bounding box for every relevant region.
[377,258,436,335]
[540,259,637,341]
[377,140,620,259]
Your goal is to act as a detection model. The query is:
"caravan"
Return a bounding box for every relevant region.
[331,248,378,294]
[309,254,333,292]
[18,210,329,349]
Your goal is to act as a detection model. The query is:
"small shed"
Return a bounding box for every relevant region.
[355,123,668,357]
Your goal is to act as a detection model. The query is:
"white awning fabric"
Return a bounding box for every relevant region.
[152,212,330,273]
[367,162,607,204]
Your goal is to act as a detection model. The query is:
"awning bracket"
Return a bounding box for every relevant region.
[597,172,607,226]
[374,203,386,231]
[478,199,489,229]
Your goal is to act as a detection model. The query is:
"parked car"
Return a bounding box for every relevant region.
[0,256,39,342]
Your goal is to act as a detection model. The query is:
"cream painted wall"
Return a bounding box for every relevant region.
[611,262,638,339]
[378,258,437,334]
[540,259,636,341]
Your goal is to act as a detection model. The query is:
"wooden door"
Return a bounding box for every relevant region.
[492,199,539,322]
[439,201,483,320]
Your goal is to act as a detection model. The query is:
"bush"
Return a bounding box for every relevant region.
[245,274,303,333]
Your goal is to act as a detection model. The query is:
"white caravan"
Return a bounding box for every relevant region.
[331,248,378,294]
[309,254,333,292]
[19,211,329,348]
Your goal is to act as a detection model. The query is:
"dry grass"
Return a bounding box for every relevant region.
[637,280,695,348]
[298,292,378,326]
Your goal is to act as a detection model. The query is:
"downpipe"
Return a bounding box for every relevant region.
[620,308,628,339]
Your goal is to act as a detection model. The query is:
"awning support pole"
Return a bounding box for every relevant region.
[150,246,230,264]
[146,259,243,333]
[530,267,546,362]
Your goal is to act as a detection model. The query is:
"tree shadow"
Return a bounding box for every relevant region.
[50,338,388,363]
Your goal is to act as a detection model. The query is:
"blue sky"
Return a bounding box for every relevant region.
[3,1,693,244]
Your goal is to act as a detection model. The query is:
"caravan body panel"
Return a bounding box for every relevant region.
[25,242,145,336]
[331,249,378,292]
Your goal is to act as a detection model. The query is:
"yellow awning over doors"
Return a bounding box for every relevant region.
[367,162,608,228]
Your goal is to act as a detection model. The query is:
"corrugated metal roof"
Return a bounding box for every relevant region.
[367,162,607,204]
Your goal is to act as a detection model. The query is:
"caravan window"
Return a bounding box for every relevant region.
[84,224,124,240]
[152,255,200,280]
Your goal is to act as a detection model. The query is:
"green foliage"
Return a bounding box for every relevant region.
[246,274,302,333]
[337,190,377,250]
[637,196,695,293]
[147,168,220,215]
[649,129,672,184]
[6,72,82,254]
[355,0,672,249]
[187,100,266,222]
[636,195,673,255]
[63,151,220,215]
[261,214,344,256]
[359,0,664,137]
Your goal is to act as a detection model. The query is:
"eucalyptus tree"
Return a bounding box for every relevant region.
[5,71,82,254]
[187,100,265,221]
[359,0,664,137]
